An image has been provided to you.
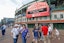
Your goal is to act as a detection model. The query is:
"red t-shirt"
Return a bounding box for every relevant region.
[41,26,48,35]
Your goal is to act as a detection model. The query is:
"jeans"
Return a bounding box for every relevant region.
[2,29,5,36]
[13,39,17,43]
[22,36,26,43]
[13,35,19,43]
[40,33,44,40]
[38,32,41,38]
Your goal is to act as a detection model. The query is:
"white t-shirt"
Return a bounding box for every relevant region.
[48,26,53,32]
[55,29,59,36]
[11,28,19,38]
[3,25,7,30]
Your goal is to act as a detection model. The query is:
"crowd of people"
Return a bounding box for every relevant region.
[11,23,60,43]
[0,23,60,43]
[11,24,29,43]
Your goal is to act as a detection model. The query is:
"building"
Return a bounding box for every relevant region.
[1,18,15,25]
[15,0,64,29]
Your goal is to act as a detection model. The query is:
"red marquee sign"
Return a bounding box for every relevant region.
[26,2,50,18]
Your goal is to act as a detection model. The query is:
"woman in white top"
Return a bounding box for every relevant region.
[11,24,19,43]
[53,28,60,40]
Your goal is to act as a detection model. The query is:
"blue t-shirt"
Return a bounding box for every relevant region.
[33,29,39,37]
[22,29,28,37]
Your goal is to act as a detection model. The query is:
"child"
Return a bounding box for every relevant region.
[53,28,60,40]
[32,26,39,43]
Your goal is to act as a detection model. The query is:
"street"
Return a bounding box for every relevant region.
[0,27,64,43]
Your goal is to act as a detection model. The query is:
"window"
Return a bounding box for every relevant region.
[22,19,24,21]
[19,18,21,22]
[54,15,57,19]
[38,8,47,12]
[25,18,26,21]
[22,13,26,16]
[40,17,42,20]
[28,8,47,14]
[31,17,34,20]
[29,18,31,20]
[60,14,63,18]
[36,18,38,21]
[28,10,39,14]
[18,10,21,14]
[35,0,38,1]
[43,16,47,19]
[28,11,33,14]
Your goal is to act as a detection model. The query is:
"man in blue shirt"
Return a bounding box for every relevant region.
[32,26,39,43]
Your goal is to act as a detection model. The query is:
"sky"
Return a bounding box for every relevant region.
[0,0,23,21]
[0,0,34,21]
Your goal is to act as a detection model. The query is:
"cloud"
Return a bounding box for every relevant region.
[21,0,34,5]
[0,5,15,20]
[0,0,34,21]
[0,0,17,21]
[10,0,18,5]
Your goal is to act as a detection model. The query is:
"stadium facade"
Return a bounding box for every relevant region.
[15,0,64,29]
